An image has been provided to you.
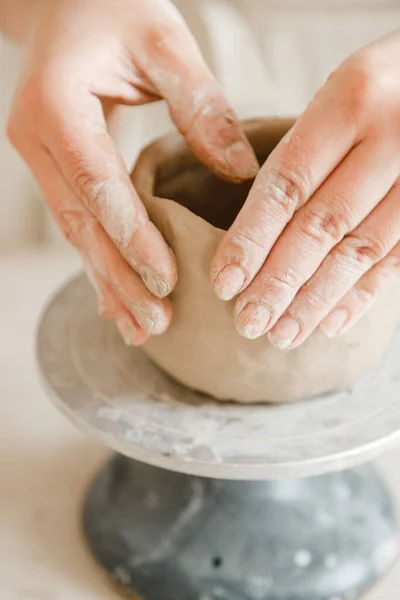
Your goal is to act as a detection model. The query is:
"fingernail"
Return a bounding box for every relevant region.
[116,316,137,346]
[131,306,155,334]
[320,308,349,338]
[268,317,300,349]
[225,140,260,181]
[235,303,271,339]
[213,265,246,301]
[139,265,170,298]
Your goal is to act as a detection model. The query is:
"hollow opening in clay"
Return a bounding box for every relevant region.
[154,131,277,230]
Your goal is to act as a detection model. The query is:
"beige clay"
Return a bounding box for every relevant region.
[131,119,400,403]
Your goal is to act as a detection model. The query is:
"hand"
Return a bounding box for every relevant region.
[211,31,400,348]
[7,0,258,346]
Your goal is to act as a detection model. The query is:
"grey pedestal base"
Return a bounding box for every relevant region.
[36,276,400,598]
[83,456,399,600]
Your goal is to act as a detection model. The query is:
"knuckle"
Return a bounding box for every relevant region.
[258,167,310,216]
[59,210,91,247]
[340,51,389,118]
[347,55,375,100]
[336,233,388,268]
[298,207,348,247]
[303,293,324,311]
[182,90,230,137]
[142,19,185,59]
[67,157,105,214]
[263,270,297,294]
[75,171,105,213]
[230,231,268,256]
[192,95,229,126]
[299,276,338,311]
[371,252,400,289]
[258,271,298,315]
[240,271,298,319]
[300,285,329,311]
[354,285,375,305]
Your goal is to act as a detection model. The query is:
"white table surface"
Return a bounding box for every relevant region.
[0,246,399,599]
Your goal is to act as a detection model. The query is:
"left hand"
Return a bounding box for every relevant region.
[6,0,257,348]
[211,31,400,348]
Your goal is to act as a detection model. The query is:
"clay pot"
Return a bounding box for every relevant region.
[130,118,400,403]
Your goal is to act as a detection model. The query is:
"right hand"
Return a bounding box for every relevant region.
[8,0,258,345]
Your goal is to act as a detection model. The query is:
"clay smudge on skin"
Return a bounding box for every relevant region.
[211,234,264,288]
[90,179,138,248]
[234,266,299,339]
[139,264,170,297]
[147,67,183,99]
[253,175,297,212]
[112,270,170,335]
[130,303,155,334]
[235,302,271,339]
[267,333,294,350]
[192,87,213,115]
[116,316,137,346]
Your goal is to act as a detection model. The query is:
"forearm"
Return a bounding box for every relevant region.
[0,0,41,43]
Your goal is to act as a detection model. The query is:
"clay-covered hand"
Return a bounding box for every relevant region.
[7,0,258,346]
[212,32,400,348]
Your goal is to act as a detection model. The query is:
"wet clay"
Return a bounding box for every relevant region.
[131,119,400,403]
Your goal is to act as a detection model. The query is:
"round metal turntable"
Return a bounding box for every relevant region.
[36,274,400,600]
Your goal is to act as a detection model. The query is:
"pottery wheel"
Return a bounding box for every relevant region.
[37,273,400,480]
[36,274,400,600]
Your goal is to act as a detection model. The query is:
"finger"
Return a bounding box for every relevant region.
[234,138,398,339]
[319,241,400,337]
[137,15,259,182]
[37,91,177,299]
[80,221,172,336]
[83,257,149,346]
[13,131,172,335]
[210,71,365,300]
[268,179,400,348]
